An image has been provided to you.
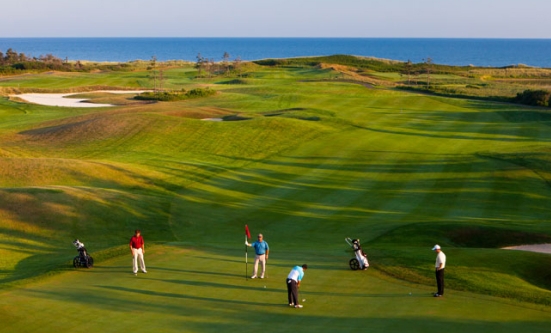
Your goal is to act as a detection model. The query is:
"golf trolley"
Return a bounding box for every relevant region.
[72,239,94,268]
[345,237,369,270]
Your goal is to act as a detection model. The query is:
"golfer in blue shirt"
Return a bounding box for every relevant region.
[246,233,269,279]
[286,264,308,308]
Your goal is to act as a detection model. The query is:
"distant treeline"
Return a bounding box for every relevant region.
[0,48,133,74]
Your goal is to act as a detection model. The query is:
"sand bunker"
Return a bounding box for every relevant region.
[503,244,551,254]
[13,90,146,108]
[201,118,223,121]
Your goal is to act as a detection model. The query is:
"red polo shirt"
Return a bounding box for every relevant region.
[130,235,144,249]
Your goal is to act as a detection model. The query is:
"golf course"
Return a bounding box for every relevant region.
[1,58,551,332]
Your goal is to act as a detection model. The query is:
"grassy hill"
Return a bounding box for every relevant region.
[0,61,551,332]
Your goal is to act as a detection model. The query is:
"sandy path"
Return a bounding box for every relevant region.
[12,90,146,108]
[503,244,551,254]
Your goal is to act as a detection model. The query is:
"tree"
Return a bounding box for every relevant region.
[5,48,18,64]
[514,89,551,107]
[222,52,230,76]
[233,56,242,77]
[150,56,157,93]
[195,53,204,77]
[158,70,166,92]
[424,57,433,88]
[207,58,216,78]
[402,59,413,84]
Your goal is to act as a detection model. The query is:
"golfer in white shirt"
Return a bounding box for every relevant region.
[433,244,446,297]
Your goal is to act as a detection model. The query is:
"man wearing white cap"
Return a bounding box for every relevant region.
[432,244,446,297]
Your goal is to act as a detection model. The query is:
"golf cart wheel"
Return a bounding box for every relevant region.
[349,258,360,270]
[73,256,80,268]
[84,256,93,268]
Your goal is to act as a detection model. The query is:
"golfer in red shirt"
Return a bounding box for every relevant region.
[129,229,147,275]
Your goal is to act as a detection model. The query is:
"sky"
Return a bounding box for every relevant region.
[2,0,551,38]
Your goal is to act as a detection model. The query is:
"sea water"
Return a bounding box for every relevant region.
[1,37,550,67]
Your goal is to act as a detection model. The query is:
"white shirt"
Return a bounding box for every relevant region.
[435,251,446,269]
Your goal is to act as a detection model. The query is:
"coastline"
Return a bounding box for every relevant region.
[2,38,551,67]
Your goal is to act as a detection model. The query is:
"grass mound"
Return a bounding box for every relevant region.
[371,223,551,305]
[216,78,248,85]
[263,108,336,121]
[162,107,234,119]
[13,111,336,165]
[373,222,551,249]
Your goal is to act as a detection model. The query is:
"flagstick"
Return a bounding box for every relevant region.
[245,235,248,280]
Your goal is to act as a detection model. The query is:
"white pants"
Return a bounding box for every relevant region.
[253,254,266,277]
[132,248,146,273]
[355,250,369,268]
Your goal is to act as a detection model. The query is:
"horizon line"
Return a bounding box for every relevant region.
[1,36,551,40]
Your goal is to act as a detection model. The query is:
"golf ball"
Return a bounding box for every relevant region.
[302,299,306,302]
[409,292,412,295]
[264,286,266,288]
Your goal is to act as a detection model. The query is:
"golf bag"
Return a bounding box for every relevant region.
[72,239,94,268]
[345,237,369,270]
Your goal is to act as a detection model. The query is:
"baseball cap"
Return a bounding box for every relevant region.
[432,244,441,251]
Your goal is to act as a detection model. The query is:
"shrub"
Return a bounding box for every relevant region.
[514,89,551,107]
[134,88,216,102]
[217,79,248,85]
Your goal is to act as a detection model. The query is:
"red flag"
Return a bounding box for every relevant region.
[245,225,251,239]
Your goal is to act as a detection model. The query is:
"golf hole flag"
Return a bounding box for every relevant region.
[245,225,251,279]
[245,225,251,239]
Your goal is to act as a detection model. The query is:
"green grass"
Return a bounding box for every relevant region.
[0,64,551,331]
[2,245,551,333]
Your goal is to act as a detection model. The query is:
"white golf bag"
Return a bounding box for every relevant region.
[345,237,369,270]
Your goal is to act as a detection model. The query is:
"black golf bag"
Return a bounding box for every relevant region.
[72,239,94,268]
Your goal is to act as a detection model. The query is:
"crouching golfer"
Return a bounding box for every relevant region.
[286,264,307,308]
[130,229,147,275]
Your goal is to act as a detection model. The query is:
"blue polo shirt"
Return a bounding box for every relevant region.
[252,240,269,255]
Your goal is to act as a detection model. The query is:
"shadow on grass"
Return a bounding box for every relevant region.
[96,285,282,307]
[73,265,130,274]
[21,286,551,333]
[141,277,283,292]
[146,266,244,278]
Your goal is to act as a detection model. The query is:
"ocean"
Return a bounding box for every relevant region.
[1,38,551,67]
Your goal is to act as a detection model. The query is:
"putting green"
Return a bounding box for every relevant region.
[1,245,549,333]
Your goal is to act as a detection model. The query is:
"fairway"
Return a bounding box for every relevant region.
[1,62,551,332]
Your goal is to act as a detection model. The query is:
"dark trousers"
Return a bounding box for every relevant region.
[435,268,445,295]
[286,278,299,305]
